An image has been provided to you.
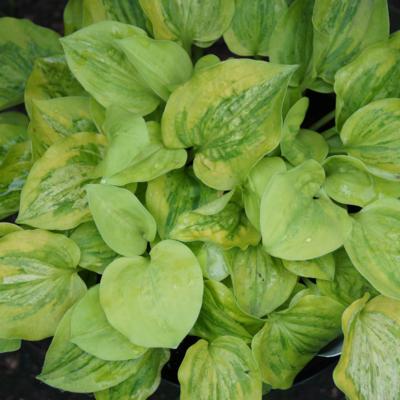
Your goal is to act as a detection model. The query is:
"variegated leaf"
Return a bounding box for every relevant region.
[0,223,23,237]
[61,21,159,116]
[0,17,62,111]
[283,253,335,281]
[0,230,86,340]
[17,133,107,230]
[162,59,296,190]
[179,336,262,400]
[334,295,400,400]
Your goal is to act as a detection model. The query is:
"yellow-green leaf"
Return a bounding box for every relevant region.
[334,295,400,400]
[17,132,107,230]
[283,253,335,281]
[0,17,62,111]
[99,240,203,348]
[179,336,262,400]
[0,229,86,340]
[162,59,295,190]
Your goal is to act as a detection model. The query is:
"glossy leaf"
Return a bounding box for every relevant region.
[224,0,287,56]
[29,96,97,159]
[340,98,400,180]
[162,59,296,190]
[39,308,159,393]
[101,107,186,185]
[25,55,86,117]
[252,293,344,389]
[61,21,159,116]
[310,0,389,87]
[70,222,117,274]
[86,184,156,257]
[139,0,235,50]
[71,286,146,361]
[179,336,262,400]
[228,245,297,317]
[335,32,400,130]
[0,17,62,111]
[334,295,400,400]
[317,248,378,306]
[0,141,32,219]
[323,155,400,207]
[146,169,260,249]
[100,240,203,348]
[95,347,169,400]
[260,160,352,260]
[269,0,314,87]
[344,198,400,300]
[0,230,86,340]
[242,157,287,231]
[17,133,106,230]
[283,253,335,281]
[117,35,193,101]
[192,280,262,342]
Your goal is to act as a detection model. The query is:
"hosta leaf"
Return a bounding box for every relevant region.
[162,59,295,190]
[269,0,314,87]
[139,0,235,50]
[334,295,400,400]
[117,35,193,101]
[0,17,62,111]
[228,245,297,317]
[0,117,28,164]
[281,97,328,165]
[223,0,287,56]
[0,338,21,353]
[29,96,97,160]
[252,294,344,389]
[61,21,159,116]
[81,0,148,31]
[179,336,262,400]
[147,170,260,249]
[283,253,335,281]
[260,160,352,260]
[323,155,400,207]
[0,230,86,340]
[25,55,86,118]
[344,198,400,300]
[64,0,84,35]
[95,347,169,400]
[71,286,146,361]
[100,240,203,348]
[0,141,32,220]
[335,32,400,130]
[17,132,106,230]
[101,107,186,185]
[39,308,159,393]
[0,223,23,237]
[192,280,262,342]
[194,54,220,73]
[310,0,389,87]
[70,222,116,274]
[195,242,230,281]
[340,98,400,180]
[86,184,156,257]
[242,157,287,231]
[317,248,378,306]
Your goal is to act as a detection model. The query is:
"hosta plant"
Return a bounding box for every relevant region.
[0,1,399,399]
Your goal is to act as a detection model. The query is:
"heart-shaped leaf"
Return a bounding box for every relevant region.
[100,240,203,348]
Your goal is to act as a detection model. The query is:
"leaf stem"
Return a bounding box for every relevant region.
[309,110,335,131]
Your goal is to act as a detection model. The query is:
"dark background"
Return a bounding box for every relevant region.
[0,1,399,399]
